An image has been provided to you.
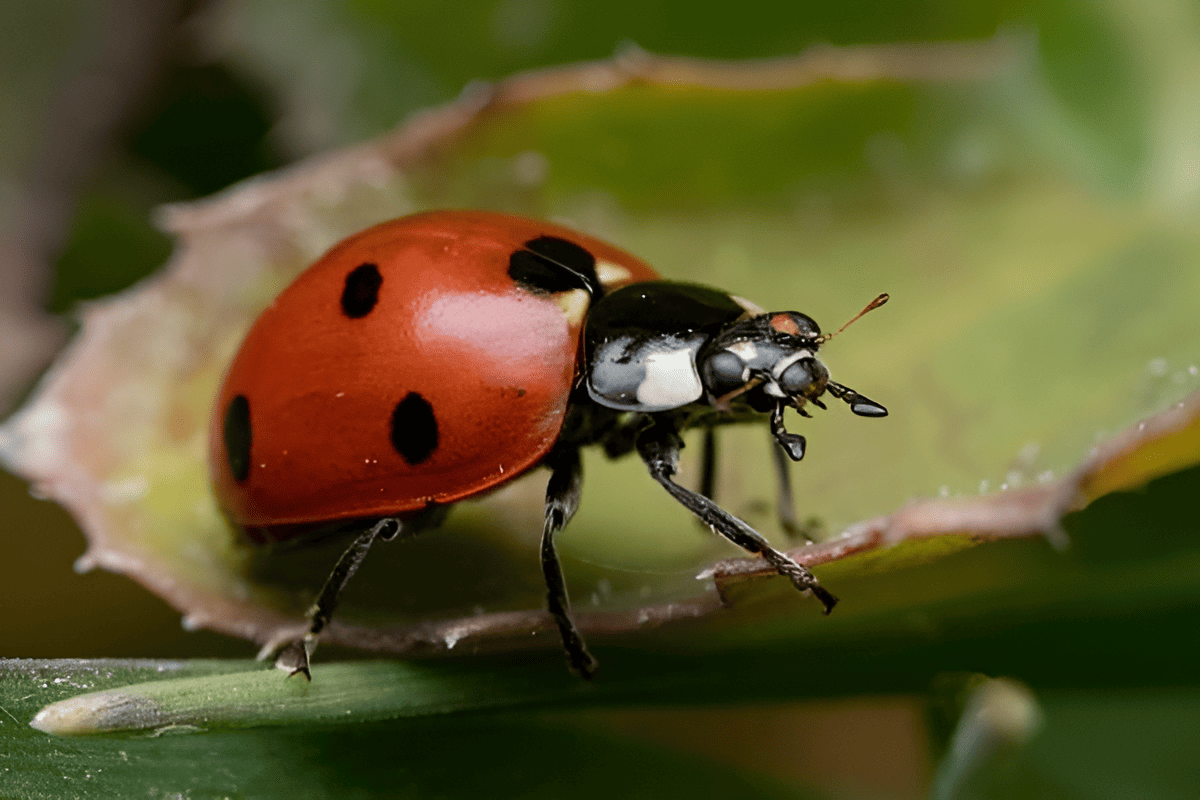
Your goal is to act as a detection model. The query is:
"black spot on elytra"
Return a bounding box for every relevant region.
[509,236,600,296]
[390,392,438,465]
[341,263,382,318]
[223,394,252,482]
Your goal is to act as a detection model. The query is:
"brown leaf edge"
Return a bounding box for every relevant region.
[11,37,1178,664]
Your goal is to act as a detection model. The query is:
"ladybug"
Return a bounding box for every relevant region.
[211,209,888,679]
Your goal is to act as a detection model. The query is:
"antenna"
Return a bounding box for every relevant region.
[816,293,888,345]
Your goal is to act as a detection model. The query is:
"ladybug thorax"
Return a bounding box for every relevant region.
[583,283,834,414]
[582,282,749,412]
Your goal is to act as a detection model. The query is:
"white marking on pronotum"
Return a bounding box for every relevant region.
[554,288,590,327]
[637,349,703,408]
[595,260,632,287]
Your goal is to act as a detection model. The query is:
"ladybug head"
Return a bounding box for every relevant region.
[698,294,889,459]
[698,311,825,406]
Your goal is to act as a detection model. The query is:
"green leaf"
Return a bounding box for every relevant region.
[2,660,813,799]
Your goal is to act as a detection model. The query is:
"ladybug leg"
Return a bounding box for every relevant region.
[769,436,822,544]
[769,402,807,461]
[276,510,443,679]
[274,517,399,679]
[540,446,598,679]
[636,419,837,614]
[698,425,717,501]
[770,436,803,542]
[769,402,823,542]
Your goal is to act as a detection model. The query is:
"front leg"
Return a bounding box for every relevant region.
[770,433,805,543]
[636,418,837,613]
[769,428,825,544]
[540,446,597,678]
[769,401,806,461]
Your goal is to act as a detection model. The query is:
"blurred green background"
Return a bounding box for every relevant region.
[2,1,1199,798]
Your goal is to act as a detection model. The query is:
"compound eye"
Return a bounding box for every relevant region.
[701,350,747,396]
[779,358,827,396]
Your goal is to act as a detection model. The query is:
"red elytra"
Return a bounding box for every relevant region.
[210,210,658,542]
